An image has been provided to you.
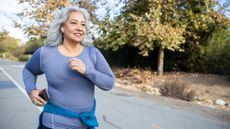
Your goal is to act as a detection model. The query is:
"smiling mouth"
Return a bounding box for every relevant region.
[73,33,83,37]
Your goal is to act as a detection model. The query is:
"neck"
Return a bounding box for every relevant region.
[61,40,82,52]
[58,39,83,57]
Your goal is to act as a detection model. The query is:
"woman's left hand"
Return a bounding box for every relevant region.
[68,58,86,74]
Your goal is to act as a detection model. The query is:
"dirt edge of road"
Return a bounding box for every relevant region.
[115,85,230,124]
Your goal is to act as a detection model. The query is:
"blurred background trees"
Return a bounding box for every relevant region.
[3,0,229,76]
[0,30,20,60]
[96,0,230,75]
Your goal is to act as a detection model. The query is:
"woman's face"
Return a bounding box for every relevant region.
[62,11,86,43]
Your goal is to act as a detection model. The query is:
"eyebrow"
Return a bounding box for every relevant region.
[70,19,85,23]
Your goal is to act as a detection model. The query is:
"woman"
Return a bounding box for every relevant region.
[22,6,115,129]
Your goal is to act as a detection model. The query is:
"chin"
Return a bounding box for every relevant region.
[72,38,83,43]
[75,39,83,43]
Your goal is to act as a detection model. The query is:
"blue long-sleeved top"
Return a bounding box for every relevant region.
[22,46,115,128]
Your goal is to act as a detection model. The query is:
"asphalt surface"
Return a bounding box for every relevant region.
[0,58,230,129]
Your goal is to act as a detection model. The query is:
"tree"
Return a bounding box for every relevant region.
[24,37,44,54]
[96,0,229,75]
[17,0,69,38]
[0,30,19,54]
[188,28,230,75]
[131,0,186,75]
[17,0,97,38]
[95,0,142,50]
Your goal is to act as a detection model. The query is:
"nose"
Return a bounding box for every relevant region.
[76,23,84,31]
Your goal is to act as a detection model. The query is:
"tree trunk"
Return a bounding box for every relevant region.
[157,47,164,76]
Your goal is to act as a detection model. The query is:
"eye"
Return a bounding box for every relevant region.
[81,23,86,26]
[71,22,77,24]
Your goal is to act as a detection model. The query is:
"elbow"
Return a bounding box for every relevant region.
[105,81,115,91]
[102,77,115,91]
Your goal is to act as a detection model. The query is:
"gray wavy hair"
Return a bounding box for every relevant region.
[45,6,93,47]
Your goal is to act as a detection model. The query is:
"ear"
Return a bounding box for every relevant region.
[61,27,64,33]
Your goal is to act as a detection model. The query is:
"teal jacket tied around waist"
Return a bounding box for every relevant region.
[38,100,99,129]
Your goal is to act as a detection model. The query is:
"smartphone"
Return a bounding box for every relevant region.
[39,89,49,101]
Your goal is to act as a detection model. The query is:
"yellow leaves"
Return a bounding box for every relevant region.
[18,0,96,37]
[140,50,149,57]
[46,0,68,9]
[133,9,186,56]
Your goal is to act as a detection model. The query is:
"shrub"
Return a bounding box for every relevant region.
[188,29,230,76]
[0,52,17,60]
[24,37,44,54]
[160,80,196,101]
[18,54,31,61]
[12,46,25,58]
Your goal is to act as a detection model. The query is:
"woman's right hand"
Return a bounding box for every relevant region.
[30,89,46,106]
[68,58,86,74]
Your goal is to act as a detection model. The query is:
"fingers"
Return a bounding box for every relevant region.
[37,95,46,104]
[68,58,82,67]
[68,58,86,74]
[30,89,46,106]
[31,98,45,106]
[68,58,80,69]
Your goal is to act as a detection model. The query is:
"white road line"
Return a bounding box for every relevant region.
[0,66,42,111]
[8,65,25,68]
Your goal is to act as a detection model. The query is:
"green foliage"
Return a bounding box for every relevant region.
[0,30,23,61]
[188,29,230,75]
[16,0,230,76]
[95,0,149,51]
[97,0,226,51]
[12,46,26,58]
[0,30,19,53]
[0,52,18,60]
[131,6,186,56]
[96,0,230,75]
[95,16,135,51]
[24,37,44,54]
[18,54,31,61]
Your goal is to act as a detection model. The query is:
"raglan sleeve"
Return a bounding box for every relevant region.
[84,47,115,91]
[22,47,44,95]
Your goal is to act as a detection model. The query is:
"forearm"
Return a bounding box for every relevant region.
[85,66,115,91]
[22,47,43,95]
[22,67,37,95]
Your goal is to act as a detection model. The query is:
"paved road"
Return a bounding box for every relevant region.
[0,59,230,129]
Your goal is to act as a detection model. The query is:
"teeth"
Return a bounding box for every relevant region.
[74,33,82,36]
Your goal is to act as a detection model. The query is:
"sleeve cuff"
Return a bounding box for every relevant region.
[84,65,95,81]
